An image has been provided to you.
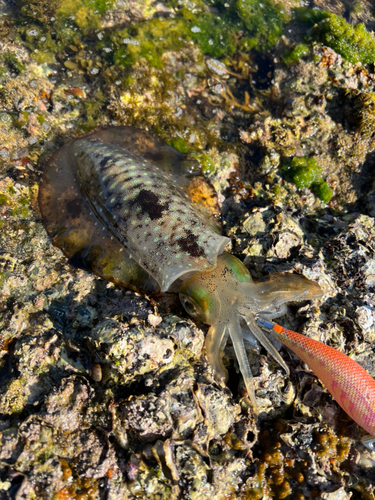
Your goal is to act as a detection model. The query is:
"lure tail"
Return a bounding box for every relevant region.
[257,318,375,444]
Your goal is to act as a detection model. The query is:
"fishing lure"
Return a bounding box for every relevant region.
[257,318,375,450]
[39,126,375,447]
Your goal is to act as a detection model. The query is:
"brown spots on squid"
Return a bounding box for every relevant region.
[99,156,112,168]
[130,189,170,221]
[177,229,206,258]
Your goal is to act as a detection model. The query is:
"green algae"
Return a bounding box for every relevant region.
[79,98,104,132]
[296,8,375,66]
[164,141,215,175]
[11,206,30,218]
[19,196,29,207]
[0,271,6,289]
[189,0,288,55]
[109,16,199,69]
[167,137,191,154]
[235,0,287,51]
[1,0,375,496]
[101,17,189,69]
[105,0,289,70]
[82,0,115,16]
[281,157,332,203]
[0,194,8,205]
[189,11,238,58]
[282,44,310,65]
[0,53,25,75]
[17,0,115,64]
[281,156,321,189]
[313,16,375,65]
[155,138,216,175]
[191,152,215,175]
[311,181,333,204]
[13,111,31,130]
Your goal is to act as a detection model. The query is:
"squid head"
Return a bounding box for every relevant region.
[179,253,323,408]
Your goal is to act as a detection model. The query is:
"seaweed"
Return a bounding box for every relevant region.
[296,8,375,65]
[282,44,310,66]
[281,156,332,203]
[235,0,287,51]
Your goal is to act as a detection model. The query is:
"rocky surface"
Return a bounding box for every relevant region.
[1,0,375,498]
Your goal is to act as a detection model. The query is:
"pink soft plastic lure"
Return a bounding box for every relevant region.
[257,318,375,449]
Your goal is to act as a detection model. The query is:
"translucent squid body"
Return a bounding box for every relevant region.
[39,126,375,447]
[179,252,322,405]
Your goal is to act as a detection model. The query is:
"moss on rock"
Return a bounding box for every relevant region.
[281,156,332,203]
[296,8,375,65]
[281,156,322,189]
[282,44,310,65]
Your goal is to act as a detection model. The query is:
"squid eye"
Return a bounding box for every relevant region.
[179,287,217,324]
[180,295,198,317]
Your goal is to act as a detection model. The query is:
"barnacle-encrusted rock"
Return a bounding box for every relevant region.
[91,318,175,381]
[1,1,375,498]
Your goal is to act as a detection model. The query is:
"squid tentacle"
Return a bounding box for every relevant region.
[242,312,290,377]
[205,322,229,387]
[228,316,257,408]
